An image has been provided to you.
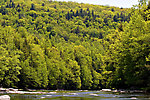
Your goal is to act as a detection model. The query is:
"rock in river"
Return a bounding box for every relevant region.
[0,95,10,100]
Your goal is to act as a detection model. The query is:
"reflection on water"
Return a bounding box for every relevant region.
[7,91,150,100]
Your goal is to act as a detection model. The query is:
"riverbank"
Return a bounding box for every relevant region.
[101,89,147,94]
[0,88,148,95]
[0,88,57,94]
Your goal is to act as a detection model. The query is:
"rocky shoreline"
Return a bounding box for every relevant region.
[0,88,56,94]
[101,89,146,93]
[0,88,148,95]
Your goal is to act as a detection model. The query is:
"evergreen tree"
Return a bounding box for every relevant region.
[30,3,35,10]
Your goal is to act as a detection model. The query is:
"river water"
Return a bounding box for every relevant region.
[9,90,150,100]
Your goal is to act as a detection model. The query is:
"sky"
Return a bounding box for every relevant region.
[55,0,139,8]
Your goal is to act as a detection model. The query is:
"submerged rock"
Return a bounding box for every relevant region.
[89,93,98,96]
[0,95,10,100]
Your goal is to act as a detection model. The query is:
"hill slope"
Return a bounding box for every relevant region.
[0,0,149,90]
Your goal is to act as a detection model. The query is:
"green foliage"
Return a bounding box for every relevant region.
[102,3,150,89]
[0,0,149,90]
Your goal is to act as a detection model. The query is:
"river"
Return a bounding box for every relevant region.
[8,90,150,100]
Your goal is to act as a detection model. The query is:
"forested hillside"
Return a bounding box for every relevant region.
[0,0,149,90]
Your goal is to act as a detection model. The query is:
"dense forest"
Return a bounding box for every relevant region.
[0,0,150,91]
